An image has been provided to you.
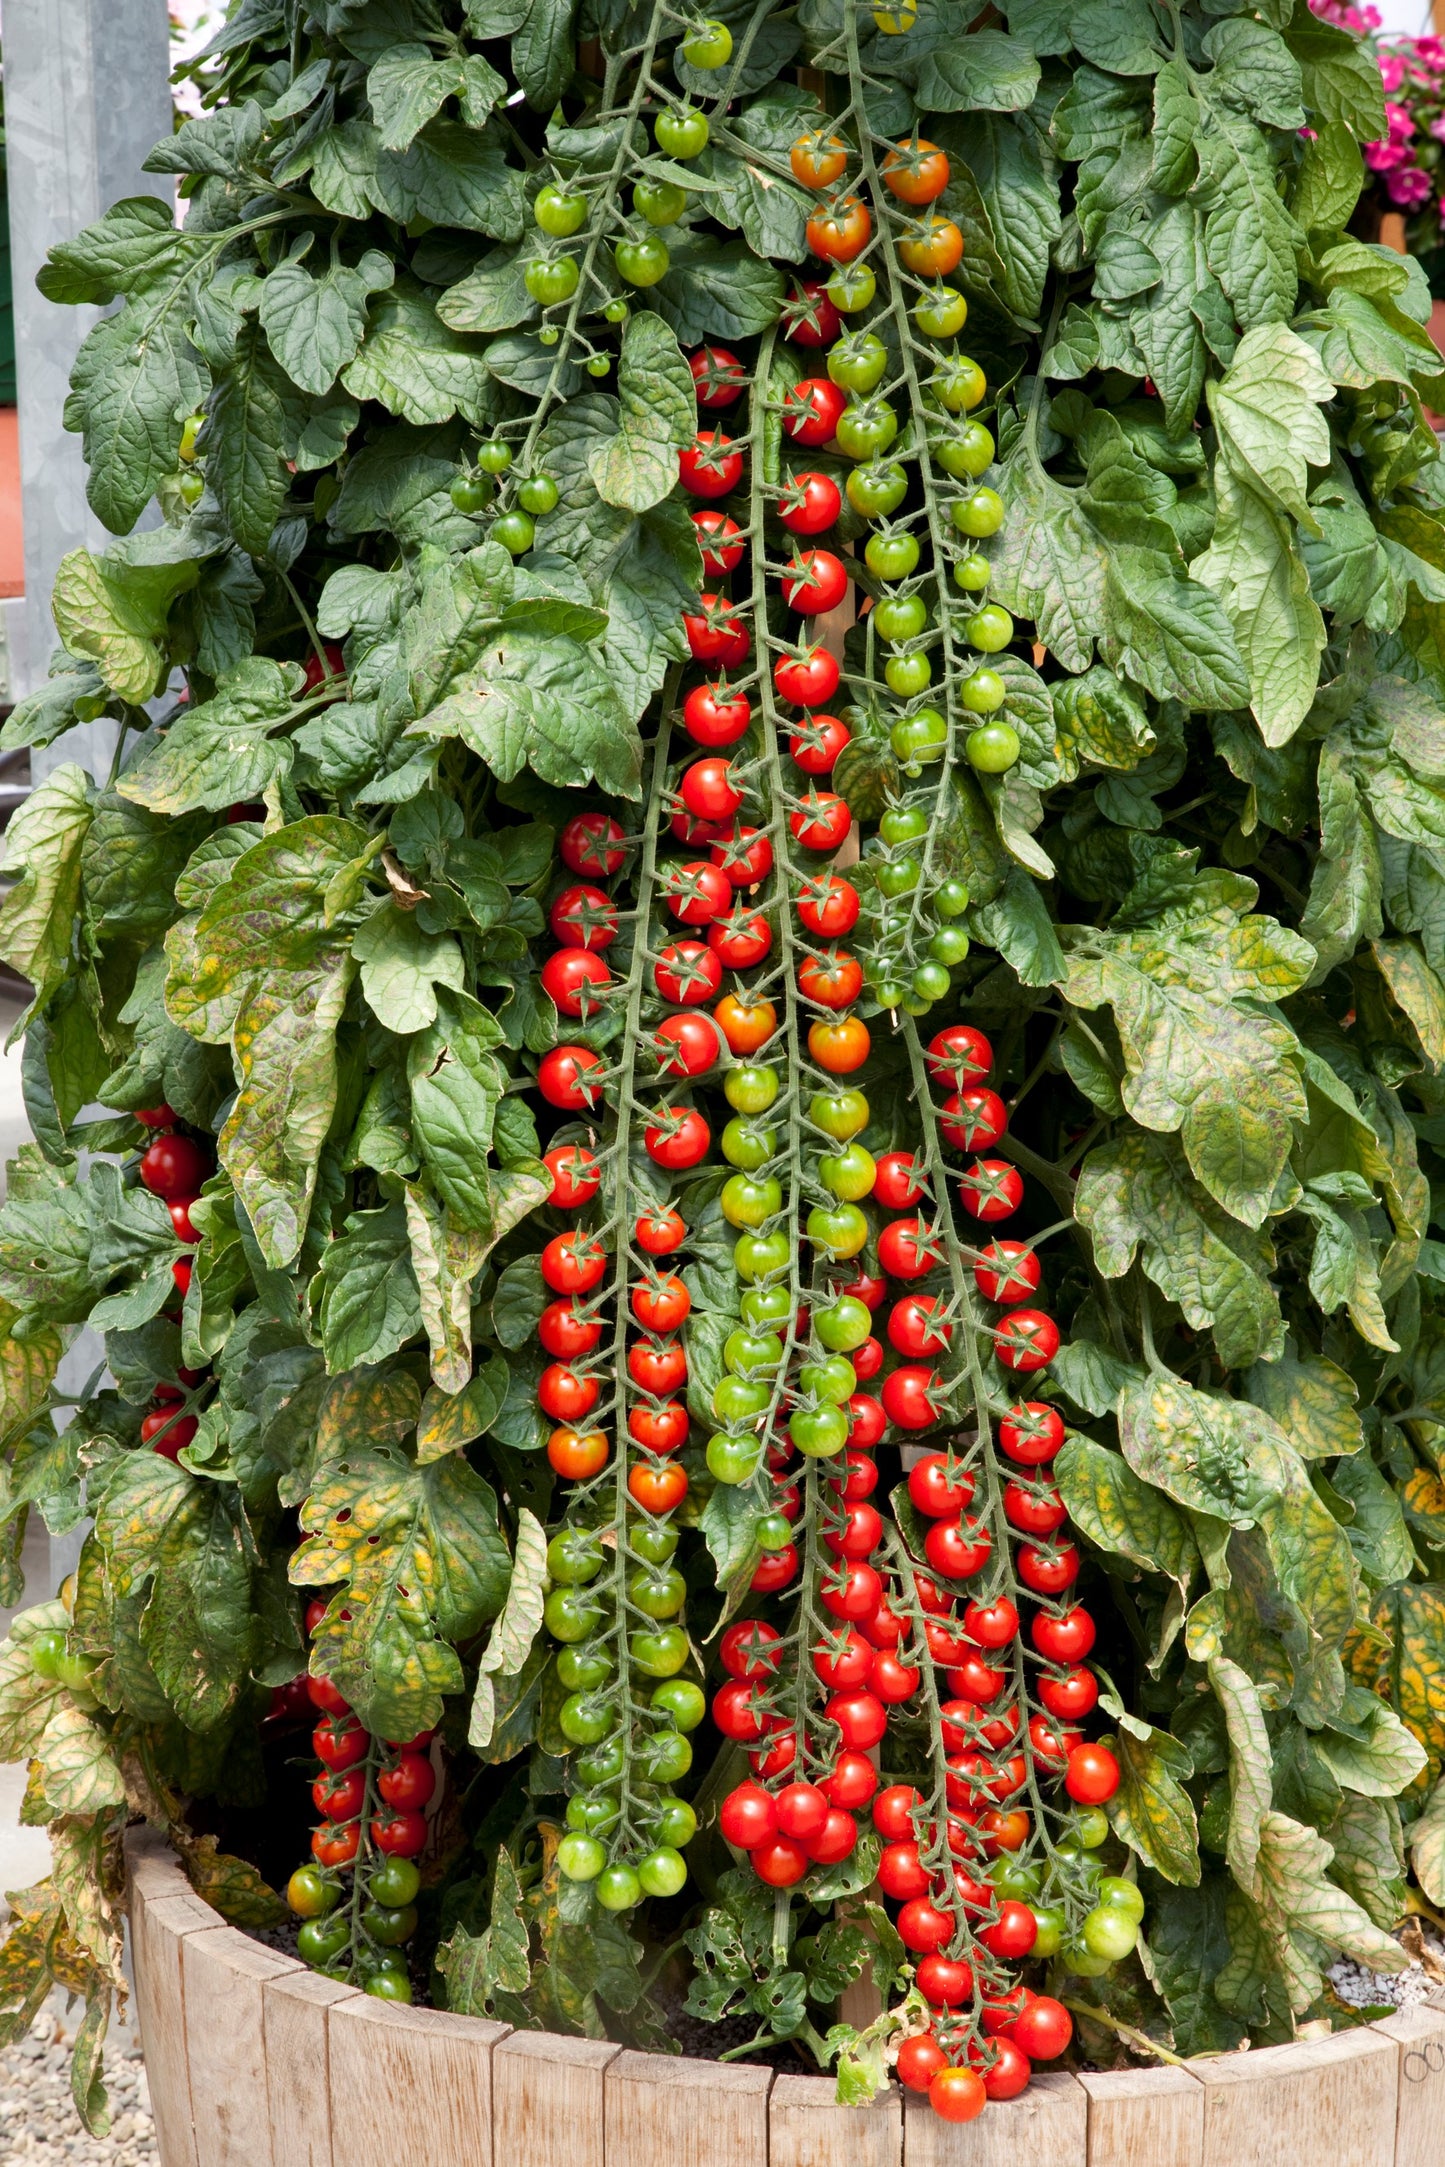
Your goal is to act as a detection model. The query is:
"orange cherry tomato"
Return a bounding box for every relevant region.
[547,1426,610,1479]
[798,952,863,1010]
[978,1806,1031,1854]
[714,992,778,1054]
[790,129,849,189]
[312,1821,361,1867]
[806,196,872,263]
[809,1015,871,1073]
[882,138,950,204]
[629,1460,689,1513]
[898,213,964,277]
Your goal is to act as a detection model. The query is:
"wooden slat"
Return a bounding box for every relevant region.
[1370,2002,1445,2167]
[1197,2028,1397,2167]
[263,1968,361,2167]
[128,1888,223,2167]
[181,1927,304,2167]
[1078,2064,1204,2166]
[326,1998,509,2167]
[769,2071,902,2167]
[904,2071,1088,2166]
[605,2048,772,2167]
[494,2030,619,2167]
[123,1825,194,1911]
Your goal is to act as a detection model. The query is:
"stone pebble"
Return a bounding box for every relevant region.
[0,2005,156,2166]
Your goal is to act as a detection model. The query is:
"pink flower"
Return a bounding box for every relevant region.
[1386,164,1434,206]
[1365,137,1412,169]
[1417,33,1445,68]
[1380,51,1406,91]
[1429,112,1445,140]
[1385,99,1417,141]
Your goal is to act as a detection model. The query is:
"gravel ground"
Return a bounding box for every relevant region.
[0,2005,155,2166]
[1329,1918,1445,2011]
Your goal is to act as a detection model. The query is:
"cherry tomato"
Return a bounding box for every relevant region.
[847,1392,886,1448]
[313,1715,369,1771]
[782,548,848,614]
[138,1133,209,1201]
[1039,1667,1098,1720]
[720,1781,777,1848]
[1027,1712,1078,1770]
[908,1450,974,1517]
[808,1014,870,1072]
[1066,1742,1120,1804]
[1005,1478,1065,1536]
[550,884,618,949]
[796,871,859,936]
[982,2036,1031,2100]
[965,1596,1020,1649]
[751,1545,798,1593]
[134,1102,177,1128]
[779,470,842,537]
[827,1687,887,1749]
[692,508,745,575]
[540,1231,607,1295]
[790,128,849,189]
[807,195,872,262]
[142,1409,196,1459]
[825,1749,877,1809]
[688,344,746,407]
[1012,1995,1073,2060]
[681,755,743,824]
[889,1297,953,1360]
[544,1144,601,1208]
[871,1152,923,1211]
[714,993,777,1054]
[775,644,841,707]
[940,1086,1008,1152]
[169,1197,199,1243]
[644,1106,711,1169]
[882,138,950,203]
[975,1241,1041,1305]
[819,1558,883,1622]
[807,1805,858,1864]
[851,1338,883,1383]
[995,1309,1060,1372]
[788,712,849,775]
[683,593,749,664]
[559,812,627,877]
[720,1621,783,1678]
[372,1809,427,1857]
[628,1460,689,1512]
[925,1515,991,1579]
[632,1272,691,1331]
[877,1216,940,1279]
[539,1302,602,1359]
[918,1953,974,2007]
[653,1011,720,1078]
[654,940,722,1006]
[378,1751,436,1810]
[538,1363,599,1424]
[709,907,772,967]
[312,1766,365,1820]
[947,1651,1007,1705]
[1016,1540,1078,1594]
[897,2036,946,2093]
[926,1023,991,1087]
[541,947,611,1018]
[958,1158,1024,1222]
[312,1822,361,1868]
[751,1837,810,1887]
[678,429,742,497]
[710,823,773,888]
[783,279,842,347]
[870,1649,920,1703]
[683,679,751,746]
[662,858,733,925]
[896,1896,952,1954]
[1031,1606,1095,1663]
[628,1401,690,1452]
[783,378,848,446]
[878,1365,935,1431]
[898,214,964,276]
[798,951,863,1010]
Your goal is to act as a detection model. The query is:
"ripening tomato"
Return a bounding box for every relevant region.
[378,1751,436,1811]
[710,822,773,888]
[709,907,772,967]
[678,429,743,497]
[999,1401,1064,1463]
[538,1363,599,1423]
[889,1296,953,1359]
[629,1460,688,1512]
[550,884,618,949]
[632,1272,692,1331]
[1031,1606,1095,1663]
[783,278,842,348]
[714,993,777,1054]
[1016,1540,1078,1594]
[544,1144,601,1208]
[1038,1666,1098,1721]
[790,128,849,189]
[692,508,745,575]
[897,2036,946,2094]
[541,947,612,1018]
[995,1309,1060,1373]
[662,858,733,925]
[798,951,863,1009]
[881,1364,939,1431]
[908,1450,973,1516]
[958,1158,1024,1222]
[898,213,964,276]
[1066,1742,1120,1804]
[688,344,746,407]
[628,1401,690,1453]
[312,1822,361,1868]
[808,1014,870,1072]
[789,711,849,774]
[654,940,722,1006]
[537,1046,605,1111]
[925,1023,992,1087]
[782,548,849,614]
[540,1231,607,1295]
[882,138,950,203]
[138,1133,209,1201]
[539,1301,602,1359]
[806,195,872,262]
[775,644,841,707]
[312,1767,365,1820]
[779,469,842,536]
[644,1106,711,1169]
[877,1216,940,1279]
[974,1241,1041,1305]
[559,811,627,877]
[783,378,848,446]
[683,680,751,745]
[939,1086,1008,1152]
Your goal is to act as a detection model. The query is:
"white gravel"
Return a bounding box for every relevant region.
[1329,1919,1445,2011]
[0,2005,155,2165]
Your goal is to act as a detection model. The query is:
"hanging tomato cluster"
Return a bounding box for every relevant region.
[133,1104,212,1459]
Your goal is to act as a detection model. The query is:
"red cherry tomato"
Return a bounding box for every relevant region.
[313,1715,369,1771]
[822,1500,883,1559]
[907,1450,974,1517]
[709,906,772,967]
[134,1102,177,1128]
[653,1011,720,1078]
[958,1158,1025,1222]
[1005,1478,1065,1537]
[1038,1665,1098,1720]
[712,1678,776,1744]
[689,344,746,407]
[846,1393,886,1449]
[774,1781,829,1841]
[751,1837,809,1886]
[999,1400,1065,1462]
[683,593,750,665]
[877,1216,941,1279]
[784,279,842,347]
[824,1749,877,1809]
[307,1673,350,1717]
[1066,1742,1120,1803]
[692,508,745,576]
[544,1144,601,1208]
[897,1897,953,1953]
[917,1953,974,2006]
[628,1401,690,1453]
[537,1046,605,1111]
[169,1198,199,1243]
[683,680,751,746]
[995,1309,1061,1373]
[925,1024,992,1088]
[635,1205,686,1256]
[709,824,773,889]
[681,755,743,823]
[819,1559,883,1623]
[1027,1712,1078,1770]
[880,1365,938,1432]
[662,858,733,925]
[539,1301,602,1359]
[377,1751,436,1810]
[788,711,850,775]
[826,1687,887,1749]
[940,1086,1008,1152]
[540,1231,607,1295]
[982,2036,1031,2100]
[779,470,842,537]
[807,1806,858,1864]
[873,1151,925,1210]
[1031,1605,1095,1663]
[965,1595,1020,1649]
[946,1650,1007,1705]
[141,1409,197,1459]
[547,1428,609,1479]
[654,940,722,1006]
[678,429,743,498]
[982,1900,1038,1961]
[540,947,611,1019]
[782,548,848,614]
[1012,1995,1073,2060]
[720,1781,777,1848]
[873,1783,924,1842]
[1017,1540,1078,1594]
[889,1295,953,1359]
[632,1272,691,1331]
[549,884,618,949]
[538,1363,599,1423]
[925,1515,992,1579]
[789,790,851,851]
[783,377,848,446]
[559,812,627,877]
[750,1545,798,1594]
[644,1106,711,1169]
[312,1821,361,1867]
[877,1838,929,1899]
[897,2035,946,2094]
[720,1620,783,1679]
[372,1809,427,1856]
[870,1648,920,1703]
[138,1133,209,1201]
[974,1240,1041,1305]
[775,644,841,707]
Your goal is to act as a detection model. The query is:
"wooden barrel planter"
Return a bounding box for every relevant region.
[125,1829,1445,2167]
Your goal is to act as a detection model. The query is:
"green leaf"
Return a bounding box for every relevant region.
[1196,114,1302,331]
[936,112,1061,326]
[587,312,695,514]
[1285,15,1387,141]
[295,1424,512,1738]
[165,817,366,1267]
[50,547,192,704]
[1300,744,1383,978]
[911,30,1040,113]
[434,244,537,336]
[0,767,93,1016]
[370,121,524,239]
[341,283,497,426]
[315,1202,424,1370]
[117,657,296,815]
[38,195,202,307]
[66,287,209,535]
[968,864,1066,987]
[208,319,291,560]
[1291,121,1365,235]
[367,43,504,150]
[991,458,1108,674]
[258,247,394,396]
[650,235,787,345]
[1210,324,1332,529]
[1326,1795,1406,1932]
[1208,1654,1273,1895]
[353,902,465,1033]
[1055,1432,1198,1592]
[1110,1721,1201,1885]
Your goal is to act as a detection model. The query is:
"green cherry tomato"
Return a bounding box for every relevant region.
[297,1915,351,1967]
[362,1903,418,1948]
[798,1355,856,1403]
[733,1229,792,1282]
[1098,1876,1146,1922]
[518,473,559,514]
[846,461,908,518]
[952,486,1005,538]
[653,1796,698,1847]
[1082,1905,1138,1962]
[891,708,947,767]
[790,1403,850,1456]
[953,552,992,592]
[933,356,987,413]
[366,1949,409,1978]
[966,722,1020,774]
[724,1328,786,1376]
[1060,1937,1113,1978]
[714,1375,772,1423]
[575,1736,627,1785]
[880,804,929,845]
[817,1142,876,1201]
[615,235,671,286]
[721,1173,783,1228]
[538,326,561,345]
[558,1833,608,1882]
[475,439,513,474]
[827,261,876,313]
[545,1586,605,1643]
[603,297,631,323]
[535,182,588,236]
[656,106,710,158]
[559,1691,616,1746]
[449,472,491,515]
[813,1294,874,1351]
[364,1972,414,2003]
[369,1857,421,1908]
[629,1627,689,1679]
[1074,1807,1111,1848]
[989,1856,1042,1900]
[828,331,888,394]
[725,1065,780,1115]
[721,1117,775,1171]
[493,509,536,556]
[742,1283,794,1329]
[651,1680,706,1734]
[960,667,1006,714]
[1030,1903,1066,1958]
[629,1566,687,1619]
[866,529,919,579]
[635,178,687,226]
[756,1510,794,1550]
[524,255,579,306]
[875,856,920,898]
[951,420,996,477]
[930,925,971,964]
[810,1088,869,1140]
[885,652,931,696]
[638,1846,689,1898]
[632,1521,679,1564]
[547,1528,604,1584]
[805,1201,869,1258]
[966,604,1014,653]
[835,399,898,462]
[912,961,951,1001]
[586,353,610,379]
[914,283,968,338]
[29,1629,66,1680]
[288,1867,339,1920]
[707,1429,761,1483]
[874,978,907,1007]
[936,877,971,916]
[873,593,928,643]
[558,1643,613,1690]
[637,1728,693,1783]
[567,1793,620,1835]
[681,18,734,67]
